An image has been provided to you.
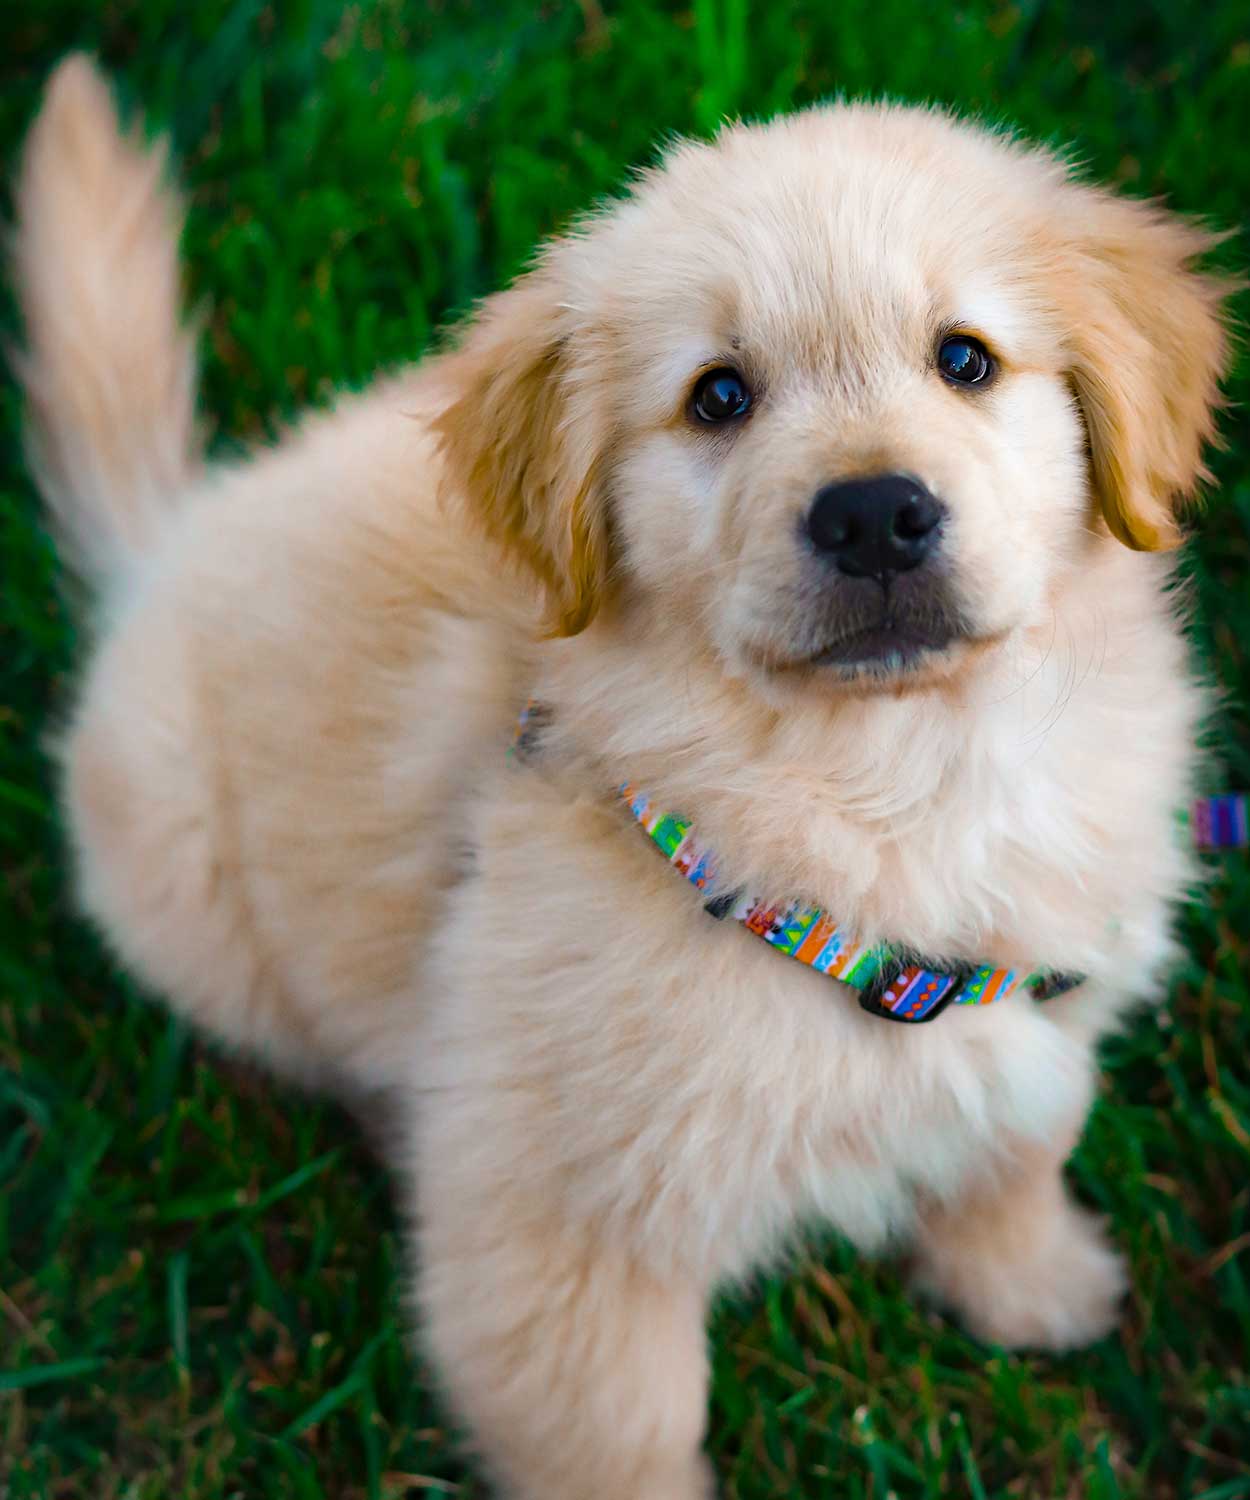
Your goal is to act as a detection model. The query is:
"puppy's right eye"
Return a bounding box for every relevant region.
[692,368,752,423]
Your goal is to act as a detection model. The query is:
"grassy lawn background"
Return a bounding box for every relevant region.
[2,2,1249,1496]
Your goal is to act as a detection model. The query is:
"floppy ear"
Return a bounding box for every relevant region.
[433,268,612,637]
[1060,193,1234,551]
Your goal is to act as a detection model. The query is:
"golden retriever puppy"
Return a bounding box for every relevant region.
[12,55,1232,1500]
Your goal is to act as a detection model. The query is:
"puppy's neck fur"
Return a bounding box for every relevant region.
[526,539,1200,978]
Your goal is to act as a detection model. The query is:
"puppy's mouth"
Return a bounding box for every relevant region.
[804,617,960,671]
[738,569,988,688]
[756,610,983,686]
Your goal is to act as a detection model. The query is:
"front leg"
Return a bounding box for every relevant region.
[909,1122,1126,1352]
[414,1166,712,1500]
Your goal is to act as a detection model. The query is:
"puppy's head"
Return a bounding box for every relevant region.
[437,106,1232,688]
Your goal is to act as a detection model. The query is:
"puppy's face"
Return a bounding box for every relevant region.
[595,136,1087,690]
[439,107,1228,694]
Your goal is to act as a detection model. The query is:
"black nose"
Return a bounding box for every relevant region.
[807,473,945,579]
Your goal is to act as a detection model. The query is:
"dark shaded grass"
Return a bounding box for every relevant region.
[1,2,1249,1495]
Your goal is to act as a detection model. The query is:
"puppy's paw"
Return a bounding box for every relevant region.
[910,1198,1127,1352]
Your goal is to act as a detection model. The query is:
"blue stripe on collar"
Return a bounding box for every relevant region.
[1188,795,1250,849]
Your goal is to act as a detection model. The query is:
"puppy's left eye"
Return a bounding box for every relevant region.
[937,334,993,385]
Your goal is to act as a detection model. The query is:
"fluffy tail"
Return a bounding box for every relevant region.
[9,55,202,589]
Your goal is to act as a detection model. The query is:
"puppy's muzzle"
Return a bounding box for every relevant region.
[806,472,945,582]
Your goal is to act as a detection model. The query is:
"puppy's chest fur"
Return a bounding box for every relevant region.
[447,749,1094,1275]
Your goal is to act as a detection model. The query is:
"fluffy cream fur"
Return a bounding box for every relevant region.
[12,56,1234,1500]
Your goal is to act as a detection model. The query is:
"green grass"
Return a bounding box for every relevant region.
[2,1,1250,1495]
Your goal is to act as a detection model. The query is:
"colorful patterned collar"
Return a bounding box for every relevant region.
[619,785,1083,1022]
[512,703,1247,1024]
[618,785,1249,1025]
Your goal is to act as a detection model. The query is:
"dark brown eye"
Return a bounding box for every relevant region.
[692,368,752,423]
[938,334,993,385]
